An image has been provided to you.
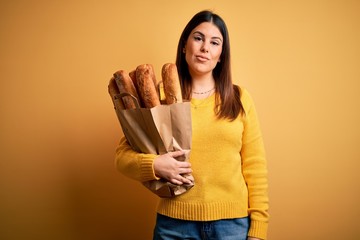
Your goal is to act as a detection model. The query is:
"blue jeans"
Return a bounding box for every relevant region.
[153,214,250,240]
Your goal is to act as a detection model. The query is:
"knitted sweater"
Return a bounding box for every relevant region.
[115,87,269,239]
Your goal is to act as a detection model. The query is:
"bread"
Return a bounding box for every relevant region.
[161,63,182,104]
[129,70,137,87]
[148,64,159,96]
[136,64,160,96]
[113,70,140,109]
[108,77,125,110]
[111,63,180,109]
[128,69,146,107]
[136,64,161,108]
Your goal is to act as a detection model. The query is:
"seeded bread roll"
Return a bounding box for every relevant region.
[113,70,140,109]
[136,64,161,108]
[162,63,182,104]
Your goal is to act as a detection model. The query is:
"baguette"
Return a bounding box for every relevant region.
[162,63,182,104]
[113,70,140,109]
[108,77,125,110]
[129,70,137,87]
[136,64,161,108]
[148,64,159,96]
[129,69,146,107]
[136,65,159,97]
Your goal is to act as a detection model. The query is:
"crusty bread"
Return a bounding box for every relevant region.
[148,64,159,96]
[108,77,125,110]
[136,64,161,108]
[162,63,182,104]
[129,70,137,87]
[113,70,140,109]
[128,69,146,107]
[135,65,159,97]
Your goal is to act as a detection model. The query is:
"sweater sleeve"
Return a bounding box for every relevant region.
[115,136,160,182]
[240,89,269,239]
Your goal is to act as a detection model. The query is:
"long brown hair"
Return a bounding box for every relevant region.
[176,10,244,121]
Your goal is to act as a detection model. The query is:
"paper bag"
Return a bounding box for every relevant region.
[112,93,194,198]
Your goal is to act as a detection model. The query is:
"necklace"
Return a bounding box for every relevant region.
[191,90,215,109]
[192,87,215,95]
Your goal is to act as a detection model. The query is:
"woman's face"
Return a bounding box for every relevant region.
[184,22,223,79]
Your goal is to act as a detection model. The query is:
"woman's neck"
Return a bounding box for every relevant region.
[191,74,215,92]
[191,74,216,99]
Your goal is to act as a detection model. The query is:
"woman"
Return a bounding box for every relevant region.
[115,10,269,240]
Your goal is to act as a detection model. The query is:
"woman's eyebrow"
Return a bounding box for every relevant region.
[193,31,223,42]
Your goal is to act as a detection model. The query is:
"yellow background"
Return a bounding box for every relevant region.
[1,1,359,239]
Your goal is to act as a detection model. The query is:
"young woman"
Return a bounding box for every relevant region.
[115,10,269,240]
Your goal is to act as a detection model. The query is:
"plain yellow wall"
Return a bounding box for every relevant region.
[1,1,359,239]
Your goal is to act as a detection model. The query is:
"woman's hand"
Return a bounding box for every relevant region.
[153,151,193,185]
[247,237,261,240]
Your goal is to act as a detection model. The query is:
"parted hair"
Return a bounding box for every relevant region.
[176,10,244,121]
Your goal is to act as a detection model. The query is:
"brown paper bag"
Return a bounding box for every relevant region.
[112,93,194,198]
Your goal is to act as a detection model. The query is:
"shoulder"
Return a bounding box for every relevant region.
[233,85,255,113]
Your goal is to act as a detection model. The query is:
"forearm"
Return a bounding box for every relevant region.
[242,137,269,239]
[115,136,159,182]
[240,90,269,239]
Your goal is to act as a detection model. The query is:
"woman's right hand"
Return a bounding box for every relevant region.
[153,151,193,185]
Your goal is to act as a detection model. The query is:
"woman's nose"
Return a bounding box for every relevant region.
[201,42,209,53]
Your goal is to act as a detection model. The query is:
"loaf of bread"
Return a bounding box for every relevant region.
[136,64,161,108]
[129,70,137,87]
[113,70,140,109]
[161,63,183,104]
[128,69,146,107]
[149,64,159,96]
[136,65,160,96]
[108,77,125,110]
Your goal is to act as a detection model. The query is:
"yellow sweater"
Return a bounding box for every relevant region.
[115,87,269,239]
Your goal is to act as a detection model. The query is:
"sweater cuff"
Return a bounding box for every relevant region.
[140,154,159,182]
[248,220,268,240]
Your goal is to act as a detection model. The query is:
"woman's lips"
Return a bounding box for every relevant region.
[195,55,209,62]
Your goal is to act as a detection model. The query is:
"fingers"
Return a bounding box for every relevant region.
[169,150,185,158]
[170,174,193,185]
[153,151,193,185]
[167,166,192,185]
[170,177,184,185]
[178,165,192,175]
[169,162,193,185]
[177,161,191,169]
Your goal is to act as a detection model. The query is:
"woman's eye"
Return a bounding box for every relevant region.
[211,41,220,46]
[194,36,202,41]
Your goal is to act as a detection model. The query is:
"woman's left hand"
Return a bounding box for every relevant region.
[247,237,261,240]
